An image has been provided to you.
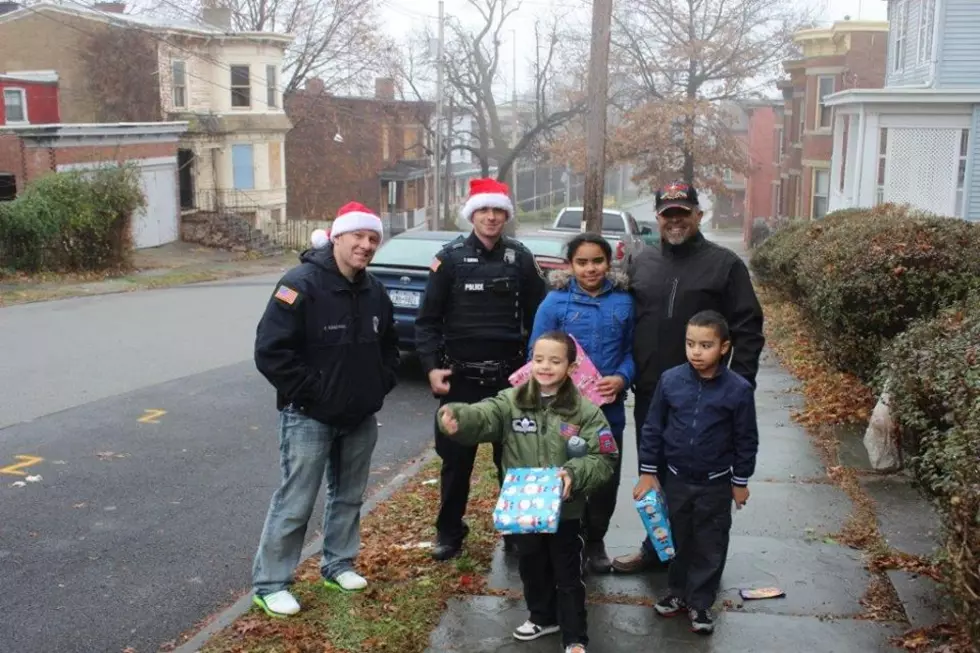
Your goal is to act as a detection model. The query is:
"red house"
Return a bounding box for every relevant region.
[0,70,60,125]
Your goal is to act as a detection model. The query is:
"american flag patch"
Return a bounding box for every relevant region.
[274,285,299,305]
[559,422,580,439]
[598,429,618,454]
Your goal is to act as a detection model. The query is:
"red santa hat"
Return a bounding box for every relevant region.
[460,178,514,223]
[311,202,384,248]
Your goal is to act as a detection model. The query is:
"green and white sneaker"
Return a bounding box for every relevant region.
[252,590,301,618]
[324,570,368,592]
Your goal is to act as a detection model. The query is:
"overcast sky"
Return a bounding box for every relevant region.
[383,0,889,97]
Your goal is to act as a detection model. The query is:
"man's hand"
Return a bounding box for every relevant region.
[597,375,626,401]
[428,368,452,395]
[438,406,459,435]
[557,468,573,500]
[732,485,750,510]
[633,473,661,500]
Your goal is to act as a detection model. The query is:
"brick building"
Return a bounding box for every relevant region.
[775,20,889,220]
[285,77,434,226]
[1,70,60,126]
[740,100,780,244]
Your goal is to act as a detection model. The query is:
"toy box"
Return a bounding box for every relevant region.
[509,334,610,406]
[493,467,563,535]
[635,489,676,562]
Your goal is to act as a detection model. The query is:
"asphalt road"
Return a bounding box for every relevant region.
[0,274,438,653]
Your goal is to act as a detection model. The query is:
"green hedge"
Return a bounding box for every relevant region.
[750,205,980,380]
[880,294,980,643]
[0,167,145,273]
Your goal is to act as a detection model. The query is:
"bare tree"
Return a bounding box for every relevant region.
[610,0,814,184]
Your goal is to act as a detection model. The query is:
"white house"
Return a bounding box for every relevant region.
[826,0,980,220]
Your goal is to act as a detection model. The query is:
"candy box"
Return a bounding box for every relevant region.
[493,467,563,535]
[635,489,675,562]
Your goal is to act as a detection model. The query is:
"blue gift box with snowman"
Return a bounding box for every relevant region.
[493,467,563,535]
[636,489,676,562]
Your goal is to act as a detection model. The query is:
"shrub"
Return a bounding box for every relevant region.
[880,294,980,645]
[0,166,144,273]
[750,205,980,380]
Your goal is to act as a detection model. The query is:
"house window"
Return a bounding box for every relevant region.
[172,60,187,108]
[816,76,835,129]
[956,129,968,217]
[773,127,783,163]
[382,124,390,161]
[797,98,805,141]
[3,88,27,123]
[723,168,733,183]
[812,169,830,218]
[266,64,277,109]
[231,65,250,107]
[876,128,888,205]
[231,144,254,190]
[918,0,935,65]
[893,0,907,72]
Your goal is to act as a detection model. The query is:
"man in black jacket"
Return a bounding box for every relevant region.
[250,202,400,618]
[612,181,765,574]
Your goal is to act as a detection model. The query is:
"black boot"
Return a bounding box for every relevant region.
[585,540,613,574]
[431,524,468,562]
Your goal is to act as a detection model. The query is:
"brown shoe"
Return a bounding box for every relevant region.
[585,541,613,574]
[611,549,656,573]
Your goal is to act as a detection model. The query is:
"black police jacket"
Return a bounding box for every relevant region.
[254,246,400,428]
[627,232,765,394]
[415,232,547,373]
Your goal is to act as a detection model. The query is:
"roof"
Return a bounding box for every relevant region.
[0,70,58,84]
[824,88,980,107]
[793,20,890,43]
[0,2,293,44]
[379,159,429,182]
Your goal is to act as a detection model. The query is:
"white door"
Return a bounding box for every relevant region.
[132,161,179,249]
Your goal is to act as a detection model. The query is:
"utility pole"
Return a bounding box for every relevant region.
[432,0,445,231]
[582,0,613,232]
[511,29,519,203]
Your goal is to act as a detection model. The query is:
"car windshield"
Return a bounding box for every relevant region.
[370,237,450,267]
[520,237,567,259]
[555,210,626,232]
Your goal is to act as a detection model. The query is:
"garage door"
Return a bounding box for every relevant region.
[132,161,179,249]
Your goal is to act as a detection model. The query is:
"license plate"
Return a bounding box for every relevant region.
[389,289,420,308]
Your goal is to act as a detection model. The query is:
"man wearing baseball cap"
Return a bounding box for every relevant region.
[250,202,400,617]
[612,180,765,574]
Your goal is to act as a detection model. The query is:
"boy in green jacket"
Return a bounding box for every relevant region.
[439,331,618,653]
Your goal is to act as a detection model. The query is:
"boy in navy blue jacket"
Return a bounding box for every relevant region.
[633,310,759,634]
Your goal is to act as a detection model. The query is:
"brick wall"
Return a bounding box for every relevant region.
[0,133,25,192]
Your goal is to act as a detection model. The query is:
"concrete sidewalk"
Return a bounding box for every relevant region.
[425,353,905,652]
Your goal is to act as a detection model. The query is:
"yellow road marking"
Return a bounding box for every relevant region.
[0,455,44,476]
[138,409,167,424]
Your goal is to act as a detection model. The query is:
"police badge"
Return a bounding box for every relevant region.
[504,248,516,264]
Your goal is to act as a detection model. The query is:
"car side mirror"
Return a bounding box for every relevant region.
[640,226,653,235]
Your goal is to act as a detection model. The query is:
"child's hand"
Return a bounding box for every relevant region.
[557,468,573,499]
[632,473,661,500]
[439,406,459,435]
[597,375,626,401]
[732,485,750,510]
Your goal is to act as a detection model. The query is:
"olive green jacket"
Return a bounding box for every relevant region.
[439,378,617,520]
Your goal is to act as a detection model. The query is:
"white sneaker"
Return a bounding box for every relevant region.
[252,590,300,617]
[565,645,586,653]
[326,570,367,592]
[512,619,560,641]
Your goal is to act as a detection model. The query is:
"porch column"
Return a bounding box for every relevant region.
[829,112,846,211]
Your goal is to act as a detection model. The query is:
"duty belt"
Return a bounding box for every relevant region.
[448,357,523,385]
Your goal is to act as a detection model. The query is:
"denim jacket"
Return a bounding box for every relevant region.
[528,269,636,393]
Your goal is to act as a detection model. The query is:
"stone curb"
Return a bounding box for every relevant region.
[172,448,440,653]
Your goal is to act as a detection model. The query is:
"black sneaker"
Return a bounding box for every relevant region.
[653,594,686,617]
[512,620,560,641]
[689,608,714,634]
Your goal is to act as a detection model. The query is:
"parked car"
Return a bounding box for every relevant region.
[367,230,456,351]
[636,219,661,247]
[517,233,571,272]
[539,207,651,268]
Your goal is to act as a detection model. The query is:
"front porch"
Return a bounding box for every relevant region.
[825,88,980,220]
[380,159,431,236]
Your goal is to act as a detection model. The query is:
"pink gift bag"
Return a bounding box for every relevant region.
[509,334,611,406]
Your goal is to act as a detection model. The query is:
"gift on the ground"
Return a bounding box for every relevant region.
[493,467,563,535]
[635,489,676,562]
[509,334,610,406]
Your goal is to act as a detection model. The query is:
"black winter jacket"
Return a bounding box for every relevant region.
[627,232,765,394]
[254,246,400,428]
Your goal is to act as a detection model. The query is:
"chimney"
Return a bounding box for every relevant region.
[305,77,325,96]
[375,77,395,101]
[0,2,21,16]
[202,7,232,29]
[93,2,126,13]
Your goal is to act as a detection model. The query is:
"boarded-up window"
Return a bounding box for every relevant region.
[269,141,282,187]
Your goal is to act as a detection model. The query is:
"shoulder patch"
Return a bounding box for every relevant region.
[430,257,442,272]
[597,428,619,454]
[274,285,299,305]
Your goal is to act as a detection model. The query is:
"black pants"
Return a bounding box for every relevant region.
[634,389,668,558]
[582,401,625,543]
[664,475,733,610]
[517,519,588,647]
[434,376,505,545]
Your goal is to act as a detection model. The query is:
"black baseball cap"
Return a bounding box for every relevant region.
[655,181,700,214]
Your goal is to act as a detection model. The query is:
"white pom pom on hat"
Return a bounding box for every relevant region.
[310,228,330,249]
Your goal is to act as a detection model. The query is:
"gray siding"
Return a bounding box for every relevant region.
[936,0,980,88]
[965,106,980,221]
[886,0,932,87]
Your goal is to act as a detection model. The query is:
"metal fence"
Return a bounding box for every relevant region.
[266,219,332,250]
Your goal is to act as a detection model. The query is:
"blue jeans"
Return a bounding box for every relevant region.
[252,408,379,595]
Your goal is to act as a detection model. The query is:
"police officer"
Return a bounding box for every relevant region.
[416,178,548,561]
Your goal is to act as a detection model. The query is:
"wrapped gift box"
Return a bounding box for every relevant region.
[492,467,563,535]
[635,489,676,562]
[509,334,611,406]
